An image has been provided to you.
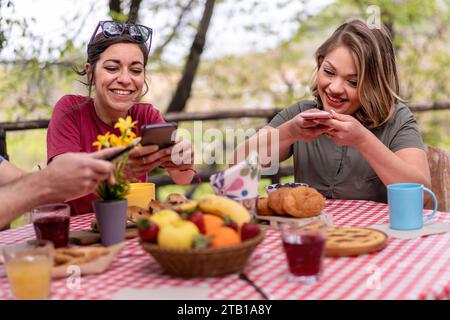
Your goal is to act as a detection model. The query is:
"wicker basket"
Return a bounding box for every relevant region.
[140,230,265,277]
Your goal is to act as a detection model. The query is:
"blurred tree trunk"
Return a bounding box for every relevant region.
[167,0,216,113]
[152,0,196,60]
[128,0,142,24]
[108,0,142,23]
[109,0,122,15]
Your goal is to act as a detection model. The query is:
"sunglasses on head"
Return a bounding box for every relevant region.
[88,20,153,53]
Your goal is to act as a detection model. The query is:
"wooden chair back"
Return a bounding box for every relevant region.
[425,146,450,212]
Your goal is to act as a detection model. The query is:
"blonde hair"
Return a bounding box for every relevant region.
[310,18,403,128]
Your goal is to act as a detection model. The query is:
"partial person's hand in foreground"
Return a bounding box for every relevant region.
[44,148,121,202]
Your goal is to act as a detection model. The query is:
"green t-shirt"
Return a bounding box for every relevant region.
[269,100,425,203]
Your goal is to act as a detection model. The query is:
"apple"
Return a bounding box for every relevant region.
[240,222,261,241]
[157,220,200,249]
[149,209,181,229]
[136,218,159,243]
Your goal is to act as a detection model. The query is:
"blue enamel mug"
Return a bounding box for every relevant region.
[387,183,438,230]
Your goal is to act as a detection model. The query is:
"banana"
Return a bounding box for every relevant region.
[198,195,251,227]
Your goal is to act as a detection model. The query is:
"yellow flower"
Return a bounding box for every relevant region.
[92,116,141,201]
[92,133,111,151]
[115,116,137,135]
[110,134,126,147]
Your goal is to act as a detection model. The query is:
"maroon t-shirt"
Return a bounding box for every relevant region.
[47,95,165,215]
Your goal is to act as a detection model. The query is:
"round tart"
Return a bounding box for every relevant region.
[325,227,388,257]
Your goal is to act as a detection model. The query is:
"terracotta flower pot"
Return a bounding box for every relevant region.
[93,199,128,246]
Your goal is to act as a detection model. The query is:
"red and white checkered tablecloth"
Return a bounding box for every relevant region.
[1,200,449,300]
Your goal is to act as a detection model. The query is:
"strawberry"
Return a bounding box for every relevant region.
[136,218,159,243]
[240,222,261,241]
[183,211,206,235]
[223,216,238,232]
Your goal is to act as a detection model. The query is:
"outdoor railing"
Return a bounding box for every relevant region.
[0,101,449,189]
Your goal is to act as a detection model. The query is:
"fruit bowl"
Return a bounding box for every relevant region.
[140,229,265,277]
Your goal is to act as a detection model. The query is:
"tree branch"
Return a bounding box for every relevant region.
[153,0,196,60]
[167,0,216,113]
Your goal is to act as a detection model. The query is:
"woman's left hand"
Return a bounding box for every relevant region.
[161,140,196,185]
[314,110,370,148]
[125,145,172,178]
[161,140,195,172]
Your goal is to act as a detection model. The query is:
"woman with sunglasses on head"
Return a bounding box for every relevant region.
[234,18,431,203]
[47,21,194,214]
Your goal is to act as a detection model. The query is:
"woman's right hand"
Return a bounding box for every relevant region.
[125,145,172,178]
[282,109,330,143]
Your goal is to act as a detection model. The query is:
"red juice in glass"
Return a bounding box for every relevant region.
[32,204,70,248]
[283,233,325,276]
[281,223,326,282]
[33,215,70,248]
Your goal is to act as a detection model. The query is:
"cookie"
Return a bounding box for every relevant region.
[166,193,188,204]
[127,205,151,222]
[54,247,110,266]
[325,227,388,257]
[148,200,162,214]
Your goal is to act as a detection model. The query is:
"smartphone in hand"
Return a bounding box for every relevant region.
[140,122,178,148]
[300,110,331,119]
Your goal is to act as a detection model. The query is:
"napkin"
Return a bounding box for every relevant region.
[369,221,450,239]
[210,152,260,200]
[112,286,211,300]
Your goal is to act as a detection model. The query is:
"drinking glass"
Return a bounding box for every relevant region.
[2,240,53,300]
[280,221,327,282]
[32,203,70,248]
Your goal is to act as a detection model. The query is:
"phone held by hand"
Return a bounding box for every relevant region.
[300,110,331,119]
[140,122,178,148]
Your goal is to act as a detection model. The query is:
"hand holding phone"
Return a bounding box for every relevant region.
[140,122,178,148]
[300,110,331,119]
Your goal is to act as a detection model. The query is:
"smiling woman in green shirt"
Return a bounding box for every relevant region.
[234,18,430,203]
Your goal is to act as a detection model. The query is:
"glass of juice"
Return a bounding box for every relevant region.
[2,240,54,300]
[280,221,327,282]
[32,203,70,248]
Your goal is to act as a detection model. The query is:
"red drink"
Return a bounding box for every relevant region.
[282,233,325,278]
[33,215,70,248]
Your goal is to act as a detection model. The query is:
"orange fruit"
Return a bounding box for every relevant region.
[204,214,224,235]
[210,226,241,248]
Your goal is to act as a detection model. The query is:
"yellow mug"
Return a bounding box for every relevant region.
[126,183,155,209]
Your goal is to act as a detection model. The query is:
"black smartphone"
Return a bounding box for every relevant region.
[140,122,178,148]
[106,139,140,162]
